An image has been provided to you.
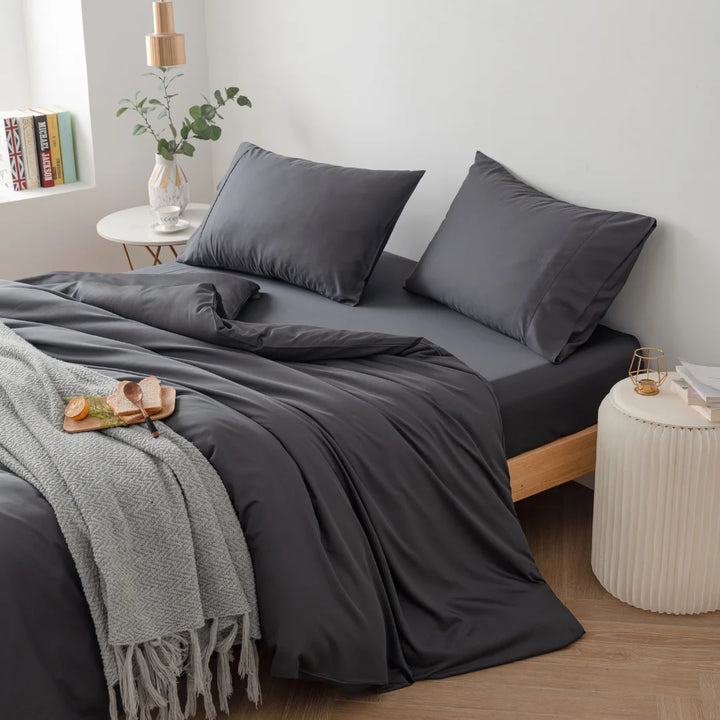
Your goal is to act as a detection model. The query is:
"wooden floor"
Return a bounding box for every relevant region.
[201,483,720,720]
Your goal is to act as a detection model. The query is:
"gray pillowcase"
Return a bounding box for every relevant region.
[17,270,260,319]
[405,151,656,363]
[179,142,424,305]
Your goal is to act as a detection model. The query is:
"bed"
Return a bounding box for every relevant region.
[0,144,654,720]
[0,268,591,719]
[137,252,639,501]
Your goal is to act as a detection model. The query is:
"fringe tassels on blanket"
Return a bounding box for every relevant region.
[109,617,260,720]
[237,614,261,707]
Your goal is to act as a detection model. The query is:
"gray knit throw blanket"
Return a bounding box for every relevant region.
[0,323,260,720]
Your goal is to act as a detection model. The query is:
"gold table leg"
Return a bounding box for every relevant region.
[169,245,178,258]
[121,243,134,271]
[145,245,163,265]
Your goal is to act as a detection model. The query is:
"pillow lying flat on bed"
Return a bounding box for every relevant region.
[405,151,657,363]
[179,142,424,305]
[18,270,260,323]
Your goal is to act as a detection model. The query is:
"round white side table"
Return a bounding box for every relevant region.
[97,202,210,270]
[591,376,720,614]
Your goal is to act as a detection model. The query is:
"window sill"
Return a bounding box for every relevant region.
[0,181,94,205]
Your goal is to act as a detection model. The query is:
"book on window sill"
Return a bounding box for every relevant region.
[28,110,54,187]
[44,106,77,184]
[13,111,41,189]
[30,107,64,184]
[0,112,28,191]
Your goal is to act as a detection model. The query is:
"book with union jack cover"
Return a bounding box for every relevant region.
[0,113,28,191]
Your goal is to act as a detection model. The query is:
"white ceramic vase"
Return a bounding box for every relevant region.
[148,154,190,214]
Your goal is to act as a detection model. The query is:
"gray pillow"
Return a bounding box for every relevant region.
[405,151,656,363]
[17,270,259,319]
[179,142,424,305]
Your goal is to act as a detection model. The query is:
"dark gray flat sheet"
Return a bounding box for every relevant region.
[0,276,583,719]
[143,252,638,457]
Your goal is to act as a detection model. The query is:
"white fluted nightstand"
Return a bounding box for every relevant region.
[591,375,720,614]
[97,203,209,270]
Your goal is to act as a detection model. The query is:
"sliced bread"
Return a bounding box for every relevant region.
[106,377,163,418]
[138,376,163,415]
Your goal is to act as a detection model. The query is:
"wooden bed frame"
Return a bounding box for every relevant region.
[508,425,597,502]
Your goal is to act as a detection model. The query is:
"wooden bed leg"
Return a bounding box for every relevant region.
[508,425,598,502]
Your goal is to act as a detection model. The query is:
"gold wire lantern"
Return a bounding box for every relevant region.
[629,347,668,396]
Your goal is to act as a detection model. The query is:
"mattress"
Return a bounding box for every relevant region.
[137,252,638,457]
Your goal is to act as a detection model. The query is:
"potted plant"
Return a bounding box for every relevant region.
[117,66,251,213]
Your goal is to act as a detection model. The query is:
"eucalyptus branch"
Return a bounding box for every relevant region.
[161,70,180,143]
[117,67,252,160]
[128,101,162,145]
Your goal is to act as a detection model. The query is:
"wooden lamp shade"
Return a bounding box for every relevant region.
[146,0,185,67]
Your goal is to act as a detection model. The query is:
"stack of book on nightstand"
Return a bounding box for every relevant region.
[672,362,720,422]
[0,107,77,191]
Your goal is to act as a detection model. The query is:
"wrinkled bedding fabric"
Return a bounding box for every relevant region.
[0,321,260,720]
[0,275,583,720]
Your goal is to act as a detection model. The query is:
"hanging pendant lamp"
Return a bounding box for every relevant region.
[146,0,186,67]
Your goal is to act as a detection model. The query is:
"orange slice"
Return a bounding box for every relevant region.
[65,396,90,421]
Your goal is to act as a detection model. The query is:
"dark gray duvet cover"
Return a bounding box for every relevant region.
[143,252,639,458]
[0,274,583,720]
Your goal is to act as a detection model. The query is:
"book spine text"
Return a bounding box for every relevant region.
[32,115,54,187]
[17,116,40,189]
[44,113,64,185]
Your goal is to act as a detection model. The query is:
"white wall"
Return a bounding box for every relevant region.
[0,0,214,278]
[205,0,720,365]
[0,0,31,109]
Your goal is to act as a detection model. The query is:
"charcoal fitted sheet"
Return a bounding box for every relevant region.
[142,252,638,457]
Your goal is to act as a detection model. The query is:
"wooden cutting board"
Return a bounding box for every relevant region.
[63,387,176,433]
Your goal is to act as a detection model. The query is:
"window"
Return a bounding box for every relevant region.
[0,0,94,202]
